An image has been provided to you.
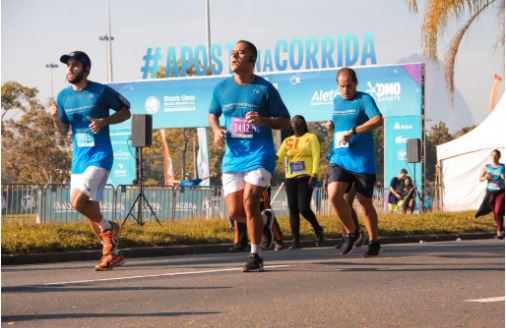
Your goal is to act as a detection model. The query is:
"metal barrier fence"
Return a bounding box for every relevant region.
[1,183,385,224]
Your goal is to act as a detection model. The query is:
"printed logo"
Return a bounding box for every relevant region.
[395,136,408,144]
[310,89,340,106]
[365,81,401,102]
[290,75,302,86]
[145,96,160,114]
[114,163,128,177]
[398,150,407,160]
[394,122,413,130]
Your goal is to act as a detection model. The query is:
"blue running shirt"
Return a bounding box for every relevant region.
[56,81,130,174]
[486,163,505,191]
[209,76,290,174]
[329,91,382,174]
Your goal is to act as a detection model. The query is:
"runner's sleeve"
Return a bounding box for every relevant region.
[267,84,290,118]
[276,138,287,161]
[208,85,222,116]
[104,86,130,112]
[363,94,382,118]
[56,92,70,124]
[310,133,321,176]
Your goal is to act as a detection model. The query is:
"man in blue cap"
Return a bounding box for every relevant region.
[50,51,131,270]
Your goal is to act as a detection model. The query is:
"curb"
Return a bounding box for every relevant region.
[1,232,496,266]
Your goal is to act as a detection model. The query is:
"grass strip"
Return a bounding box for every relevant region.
[1,211,496,254]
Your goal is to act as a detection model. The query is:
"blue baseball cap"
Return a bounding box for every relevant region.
[60,51,91,70]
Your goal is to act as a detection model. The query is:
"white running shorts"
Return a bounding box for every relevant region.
[71,166,110,201]
[222,168,272,197]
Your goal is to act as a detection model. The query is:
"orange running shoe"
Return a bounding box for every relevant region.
[95,222,122,271]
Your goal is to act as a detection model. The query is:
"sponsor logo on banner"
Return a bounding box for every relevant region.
[290,75,302,86]
[310,89,339,106]
[397,150,407,160]
[365,81,401,102]
[145,96,160,114]
[394,122,413,130]
[395,135,408,144]
[113,163,128,177]
[163,94,197,112]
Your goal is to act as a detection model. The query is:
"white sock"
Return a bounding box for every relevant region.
[97,218,111,231]
[251,244,262,256]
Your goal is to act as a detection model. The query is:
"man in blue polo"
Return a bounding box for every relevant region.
[327,67,384,257]
[208,40,290,272]
[50,51,131,270]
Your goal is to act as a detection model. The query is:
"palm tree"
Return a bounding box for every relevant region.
[407,0,505,102]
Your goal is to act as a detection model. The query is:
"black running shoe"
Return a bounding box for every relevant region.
[354,228,365,248]
[315,226,324,247]
[339,232,359,256]
[242,253,264,272]
[228,243,248,252]
[364,240,381,257]
[261,210,274,249]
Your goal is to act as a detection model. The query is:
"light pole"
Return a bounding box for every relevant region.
[45,63,58,98]
[99,0,114,82]
[204,0,211,75]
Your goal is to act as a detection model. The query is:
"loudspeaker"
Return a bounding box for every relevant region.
[131,114,152,147]
[406,138,421,163]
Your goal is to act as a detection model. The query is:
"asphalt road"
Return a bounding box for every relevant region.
[2,240,504,328]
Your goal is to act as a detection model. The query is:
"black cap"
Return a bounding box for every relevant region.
[60,51,91,70]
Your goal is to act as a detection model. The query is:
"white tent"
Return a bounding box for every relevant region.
[436,96,505,212]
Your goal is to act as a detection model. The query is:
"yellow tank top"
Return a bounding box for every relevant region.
[276,132,320,178]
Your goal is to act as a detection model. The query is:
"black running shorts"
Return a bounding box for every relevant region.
[327,164,376,198]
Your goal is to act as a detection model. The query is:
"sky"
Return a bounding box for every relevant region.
[2,0,504,132]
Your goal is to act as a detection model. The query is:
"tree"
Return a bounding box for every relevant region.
[408,0,504,99]
[452,125,476,138]
[425,121,452,182]
[1,82,71,184]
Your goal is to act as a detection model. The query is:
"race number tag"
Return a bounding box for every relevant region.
[231,117,256,138]
[76,128,95,147]
[290,161,306,174]
[334,131,349,149]
[489,178,501,191]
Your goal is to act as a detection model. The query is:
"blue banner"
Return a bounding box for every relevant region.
[384,115,423,207]
[107,63,424,188]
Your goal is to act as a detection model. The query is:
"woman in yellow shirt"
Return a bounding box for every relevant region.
[277,115,324,249]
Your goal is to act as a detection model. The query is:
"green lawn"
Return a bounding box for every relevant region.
[1,211,496,254]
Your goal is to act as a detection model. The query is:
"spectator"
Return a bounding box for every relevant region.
[388,169,407,213]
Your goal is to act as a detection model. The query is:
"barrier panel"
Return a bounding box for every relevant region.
[1,183,42,223]
[1,183,384,224]
[115,185,226,222]
[41,184,116,223]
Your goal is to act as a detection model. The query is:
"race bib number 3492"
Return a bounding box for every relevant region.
[231,117,256,139]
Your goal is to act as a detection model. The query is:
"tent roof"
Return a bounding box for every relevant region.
[437,96,506,160]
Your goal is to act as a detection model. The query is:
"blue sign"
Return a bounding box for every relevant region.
[107,63,424,188]
[140,34,377,78]
[384,115,423,200]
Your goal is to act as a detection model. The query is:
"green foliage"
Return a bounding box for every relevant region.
[1,82,71,184]
[1,211,495,254]
[425,121,452,182]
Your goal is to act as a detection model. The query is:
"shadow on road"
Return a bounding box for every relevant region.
[2,285,232,294]
[1,311,221,323]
